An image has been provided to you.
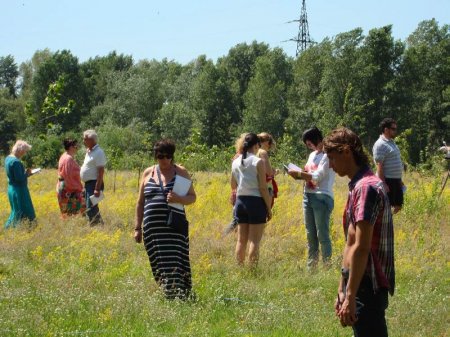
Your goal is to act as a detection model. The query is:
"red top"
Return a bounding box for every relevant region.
[58,153,83,192]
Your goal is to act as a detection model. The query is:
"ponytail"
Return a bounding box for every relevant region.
[241,141,249,166]
[240,133,259,166]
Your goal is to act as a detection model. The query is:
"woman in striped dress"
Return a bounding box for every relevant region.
[134,139,196,299]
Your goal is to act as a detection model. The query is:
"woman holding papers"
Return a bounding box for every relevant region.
[287,127,335,269]
[56,139,85,217]
[231,133,272,267]
[4,140,36,228]
[134,139,196,300]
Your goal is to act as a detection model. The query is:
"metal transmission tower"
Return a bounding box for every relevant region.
[287,0,312,56]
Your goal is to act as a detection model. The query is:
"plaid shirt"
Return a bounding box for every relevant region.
[344,166,395,295]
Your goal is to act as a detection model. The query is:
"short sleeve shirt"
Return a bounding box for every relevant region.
[372,135,403,179]
[344,166,395,295]
[80,145,107,182]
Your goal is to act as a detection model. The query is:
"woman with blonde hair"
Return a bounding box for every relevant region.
[224,133,248,235]
[257,132,278,207]
[231,133,272,266]
[4,140,36,228]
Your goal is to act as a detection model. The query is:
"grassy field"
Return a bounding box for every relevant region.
[0,169,449,337]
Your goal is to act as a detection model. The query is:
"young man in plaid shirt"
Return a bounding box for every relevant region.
[324,128,395,337]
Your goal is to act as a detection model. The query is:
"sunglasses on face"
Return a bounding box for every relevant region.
[156,153,173,160]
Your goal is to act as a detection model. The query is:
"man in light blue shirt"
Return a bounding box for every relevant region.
[372,118,404,214]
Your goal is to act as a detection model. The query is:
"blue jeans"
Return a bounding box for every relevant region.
[85,180,103,225]
[303,193,334,267]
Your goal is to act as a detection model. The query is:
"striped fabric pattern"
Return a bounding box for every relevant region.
[344,167,395,295]
[143,176,192,299]
[372,135,403,179]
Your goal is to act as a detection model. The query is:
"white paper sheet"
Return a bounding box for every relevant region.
[31,168,42,175]
[287,163,302,172]
[89,191,105,206]
[168,175,192,210]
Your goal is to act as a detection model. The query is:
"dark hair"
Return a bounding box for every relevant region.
[323,127,370,167]
[63,139,78,151]
[153,139,176,159]
[302,127,323,146]
[379,118,396,133]
[241,133,260,166]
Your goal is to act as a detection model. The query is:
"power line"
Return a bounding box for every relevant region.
[285,0,312,56]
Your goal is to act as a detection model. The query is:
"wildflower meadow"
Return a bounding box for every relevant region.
[0,169,448,336]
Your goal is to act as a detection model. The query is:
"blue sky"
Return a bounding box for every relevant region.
[1,0,449,65]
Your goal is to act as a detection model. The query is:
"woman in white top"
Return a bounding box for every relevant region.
[231,133,272,266]
[288,127,335,268]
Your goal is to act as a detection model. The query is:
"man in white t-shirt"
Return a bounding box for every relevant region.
[80,129,107,225]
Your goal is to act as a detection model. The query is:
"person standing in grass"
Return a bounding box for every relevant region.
[257,132,279,208]
[372,118,404,214]
[224,133,247,235]
[231,133,272,266]
[324,128,395,337]
[56,139,85,217]
[4,140,36,228]
[287,127,335,269]
[134,139,196,300]
[80,130,106,225]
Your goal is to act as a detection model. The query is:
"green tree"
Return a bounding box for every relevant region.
[0,55,19,98]
[286,40,332,149]
[81,51,133,110]
[0,89,21,154]
[85,59,166,131]
[26,50,87,134]
[396,19,450,163]
[190,58,234,146]
[217,41,270,124]
[242,48,292,138]
[155,102,194,146]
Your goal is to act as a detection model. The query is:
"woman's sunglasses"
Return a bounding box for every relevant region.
[156,153,173,160]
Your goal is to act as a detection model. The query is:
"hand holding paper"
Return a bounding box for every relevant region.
[30,168,42,175]
[89,191,104,206]
[285,163,303,180]
[168,175,192,210]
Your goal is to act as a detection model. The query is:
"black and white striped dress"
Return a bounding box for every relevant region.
[143,174,192,299]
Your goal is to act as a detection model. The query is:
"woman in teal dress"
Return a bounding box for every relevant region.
[4,140,36,228]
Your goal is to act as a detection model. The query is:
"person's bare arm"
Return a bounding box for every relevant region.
[338,220,373,326]
[94,167,104,197]
[257,160,272,221]
[259,149,275,176]
[134,167,152,242]
[376,162,385,181]
[166,165,196,205]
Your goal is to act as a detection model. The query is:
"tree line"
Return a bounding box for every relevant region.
[0,19,449,171]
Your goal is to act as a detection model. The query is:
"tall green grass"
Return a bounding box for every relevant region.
[0,170,448,336]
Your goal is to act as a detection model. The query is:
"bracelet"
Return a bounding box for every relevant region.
[134,228,142,231]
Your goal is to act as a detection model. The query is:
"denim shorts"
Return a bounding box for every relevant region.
[234,196,267,224]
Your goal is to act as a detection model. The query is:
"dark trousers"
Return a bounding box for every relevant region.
[385,178,403,207]
[85,180,103,225]
[349,276,389,337]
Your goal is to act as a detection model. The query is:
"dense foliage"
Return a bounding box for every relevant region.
[0,20,449,170]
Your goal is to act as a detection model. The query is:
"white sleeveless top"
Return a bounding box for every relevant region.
[232,153,262,197]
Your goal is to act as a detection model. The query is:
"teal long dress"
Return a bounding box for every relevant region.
[4,155,36,228]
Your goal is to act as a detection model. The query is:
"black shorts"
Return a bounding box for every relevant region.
[234,196,267,224]
[385,178,403,207]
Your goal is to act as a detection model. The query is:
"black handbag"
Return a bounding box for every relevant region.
[156,165,189,236]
